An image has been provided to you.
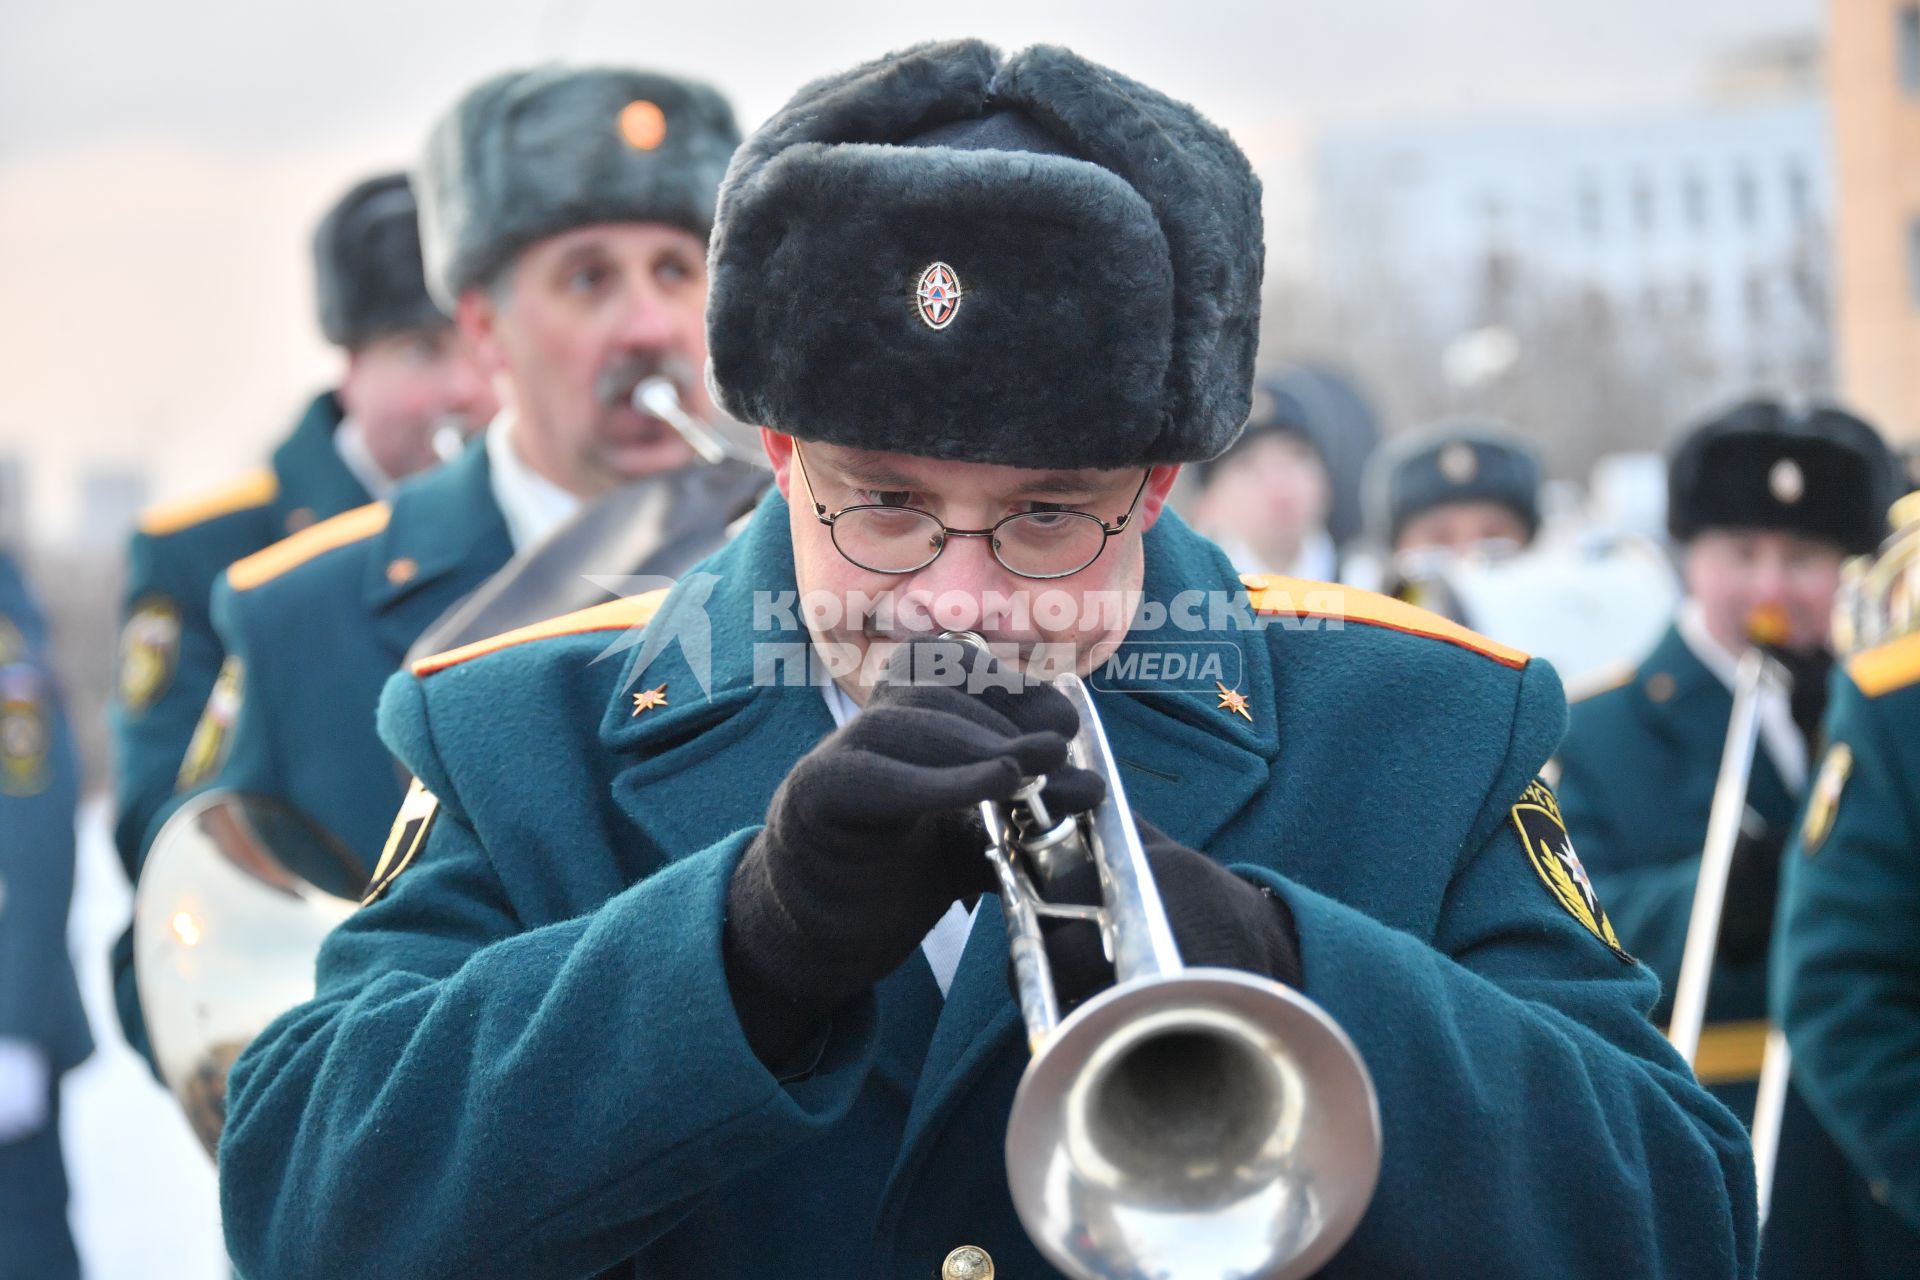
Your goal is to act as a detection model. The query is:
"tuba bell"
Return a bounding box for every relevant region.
[1832,490,1920,656]
[943,633,1381,1280]
[133,791,366,1157]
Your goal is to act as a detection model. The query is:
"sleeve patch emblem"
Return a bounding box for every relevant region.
[176,656,243,791]
[363,777,439,905]
[1799,742,1853,856]
[0,661,51,797]
[119,596,182,713]
[1511,779,1632,962]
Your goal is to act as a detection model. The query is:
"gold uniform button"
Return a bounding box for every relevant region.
[941,1245,993,1280]
[386,557,419,585]
[285,506,316,534]
[1644,671,1675,704]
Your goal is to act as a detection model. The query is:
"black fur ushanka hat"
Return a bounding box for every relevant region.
[1668,400,1897,555]
[706,41,1265,470]
[312,172,446,348]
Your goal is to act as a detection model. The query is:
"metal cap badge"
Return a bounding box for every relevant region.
[916,261,963,330]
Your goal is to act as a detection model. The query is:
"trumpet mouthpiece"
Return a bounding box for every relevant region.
[1746,604,1791,648]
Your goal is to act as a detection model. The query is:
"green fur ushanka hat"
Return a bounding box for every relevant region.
[416,66,740,307]
[705,40,1266,470]
[312,172,446,348]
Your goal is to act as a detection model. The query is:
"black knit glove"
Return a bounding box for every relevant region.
[1030,817,1303,1017]
[1717,823,1785,967]
[725,637,1104,1067]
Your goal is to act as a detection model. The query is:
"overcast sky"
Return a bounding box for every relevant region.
[2,0,1822,163]
[0,0,1823,537]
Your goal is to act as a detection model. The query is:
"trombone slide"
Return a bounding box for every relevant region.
[1667,647,1780,1065]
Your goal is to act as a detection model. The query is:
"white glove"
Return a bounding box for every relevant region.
[0,1038,51,1143]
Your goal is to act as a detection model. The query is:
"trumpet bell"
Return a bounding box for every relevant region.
[1006,967,1382,1280]
[133,791,365,1157]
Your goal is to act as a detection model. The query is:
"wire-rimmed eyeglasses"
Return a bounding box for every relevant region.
[791,445,1152,580]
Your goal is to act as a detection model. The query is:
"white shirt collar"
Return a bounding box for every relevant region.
[485,413,585,553]
[332,415,396,499]
[1675,600,1809,794]
[816,660,978,996]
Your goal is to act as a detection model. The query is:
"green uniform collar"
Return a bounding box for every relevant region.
[359,440,513,646]
[270,390,373,524]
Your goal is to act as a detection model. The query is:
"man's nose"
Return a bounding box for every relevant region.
[1748,557,1791,601]
[611,284,679,350]
[898,532,1021,630]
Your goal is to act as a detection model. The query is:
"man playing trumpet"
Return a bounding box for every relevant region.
[220,42,1754,1279]
[162,67,750,870]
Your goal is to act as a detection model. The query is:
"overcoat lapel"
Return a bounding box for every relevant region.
[359,444,513,659]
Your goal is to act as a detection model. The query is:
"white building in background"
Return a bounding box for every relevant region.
[1313,68,1832,402]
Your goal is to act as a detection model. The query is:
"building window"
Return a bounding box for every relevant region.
[1901,5,1920,96]
[1785,161,1813,226]
[1578,178,1604,241]
[1907,218,1920,308]
[1735,165,1761,228]
[1746,270,1771,326]
[1684,168,1708,232]
[1687,276,1711,317]
[1633,173,1656,234]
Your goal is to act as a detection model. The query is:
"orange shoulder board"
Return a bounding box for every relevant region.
[1848,631,1920,699]
[1241,574,1530,670]
[412,591,669,677]
[225,502,390,593]
[138,469,279,537]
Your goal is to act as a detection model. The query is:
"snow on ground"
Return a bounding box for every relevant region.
[62,796,228,1278]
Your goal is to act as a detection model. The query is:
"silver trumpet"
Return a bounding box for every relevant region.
[943,633,1381,1280]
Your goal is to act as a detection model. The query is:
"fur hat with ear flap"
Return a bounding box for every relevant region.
[706,40,1265,471]
[415,66,740,308]
[1667,399,1897,556]
[312,172,447,349]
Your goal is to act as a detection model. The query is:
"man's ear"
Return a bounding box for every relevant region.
[335,347,368,418]
[454,287,507,380]
[760,429,796,501]
[1134,464,1183,531]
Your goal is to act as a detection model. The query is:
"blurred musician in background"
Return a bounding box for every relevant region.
[1556,399,1917,1277]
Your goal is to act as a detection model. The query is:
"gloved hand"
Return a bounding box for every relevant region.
[1027,816,1303,1017]
[1717,822,1785,967]
[1768,644,1836,759]
[725,637,1104,1067]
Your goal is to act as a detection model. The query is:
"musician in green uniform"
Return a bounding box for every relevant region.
[161,68,746,870]
[0,552,91,1280]
[1776,532,1920,1240]
[1557,401,1916,1276]
[108,171,493,1065]
[218,42,1756,1279]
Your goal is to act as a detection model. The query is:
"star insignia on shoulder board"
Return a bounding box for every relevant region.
[631,684,669,715]
[1215,681,1253,723]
